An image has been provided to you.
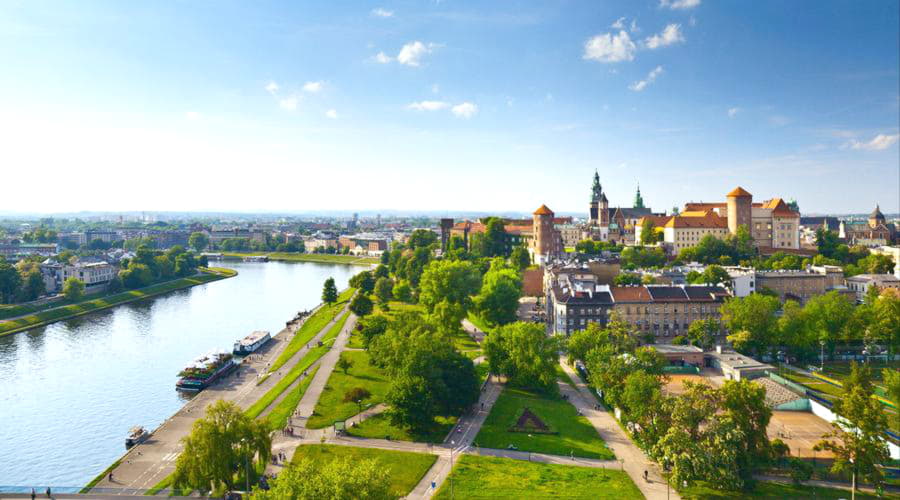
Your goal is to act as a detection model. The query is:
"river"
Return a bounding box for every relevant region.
[0,260,358,488]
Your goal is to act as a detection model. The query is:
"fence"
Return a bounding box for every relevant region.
[767,372,810,397]
[662,364,700,375]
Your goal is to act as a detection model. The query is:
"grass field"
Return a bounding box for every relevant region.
[292,444,436,498]
[680,480,884,499]
[263,365,319,431]
[0,268,236,337]
[434,455,641,499]
[779,370,843,399]
[221,251,378,265]
[474,386,614,459]
[269,287,354,372]
[307,350,392,429]
[347,412,457,443]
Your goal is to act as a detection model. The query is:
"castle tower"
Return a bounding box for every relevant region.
[589,170,602,225]
[532,204,556,265]
[634,183,645,209]
[868,205,885,228]
[726,186,752,235]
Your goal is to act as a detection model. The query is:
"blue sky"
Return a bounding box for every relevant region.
[1,0,897,215]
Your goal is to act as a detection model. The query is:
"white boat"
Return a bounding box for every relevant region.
[126,426,149,448]
[233,330,271,355]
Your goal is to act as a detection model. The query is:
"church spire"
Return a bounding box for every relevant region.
[633,183,645,209]
[591,170,602,203]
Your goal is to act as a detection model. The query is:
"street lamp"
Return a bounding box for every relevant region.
[819,340,825,371]
[449,440,456,500]
[239,438,250,493]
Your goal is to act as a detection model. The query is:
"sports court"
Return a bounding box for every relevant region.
[768,410,835,458]
[663,374,712,395]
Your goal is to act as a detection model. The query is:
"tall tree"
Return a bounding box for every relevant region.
[482,217,509,257]
[322,277,338,304]
[251,456,391,500]
[485,322,559,391]
[373,277,393,304]
[473,264,522,326]
[62,277,85,301]
[418,260,481,327]
[509,246,531,271]
[349,293,373,317]
[0,261,22,303]
[803,291,855,354]
[639,219,661,246]
[173,400,271,493]
[721,294,780,356]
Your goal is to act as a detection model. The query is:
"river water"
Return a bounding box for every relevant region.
[0,260,357,487]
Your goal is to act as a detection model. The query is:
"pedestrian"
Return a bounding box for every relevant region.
[480,402,484,410]
[30,488,35,500]
[109,471,113,482]
[45,487,51,498]
[644,470,648,482]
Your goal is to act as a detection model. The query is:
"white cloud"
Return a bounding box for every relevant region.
[628,65,663,91]
[611,17,639,33]
[644,24,684,49]
[374,51,393,64]
[451,102,478,118]
[611,17,626,29]
[630,19,640,33]
[371,7,393,18]
[278,96,299,111]
[660,0,701,9]
[407,100,449,111]
[847,133,900,151]
[265,81,280,95]
[302,81,324,93]
[185,111,200,120]
[583,30,636,63]
[397,41,433,67]
[727,107,740,118]
[325,109,338,119]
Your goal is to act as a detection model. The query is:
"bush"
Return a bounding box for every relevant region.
[788,458,813,485]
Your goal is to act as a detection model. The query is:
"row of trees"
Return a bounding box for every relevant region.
[721,288,899,360]
[117,245,206,290]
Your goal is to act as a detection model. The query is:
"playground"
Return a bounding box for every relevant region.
[662,374,712,395]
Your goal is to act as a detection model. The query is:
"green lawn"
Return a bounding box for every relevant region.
[346,331,366,349]
[779,370,843,399]
[269,288,354,372]
[474,386,614,460]
[221,251,378,265]
[263,365,319,431]
[451,328,481,352]
[292,444,436,498]
[435,455,641,499]
[466,311,494,334]
[307,350,392,429]
[347,412,456,444]
[680,480,884,499]
[0,269,235,337]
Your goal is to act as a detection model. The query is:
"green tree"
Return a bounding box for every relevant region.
[695,265,730,287]
[686,318,719,350]
[509,245,531,271]
[349,271,376,294]
[322,277,338,304]
[473,265,522,326]
[613,273,642,286]
[173,399,271,493]
[373,264,389,279]
[776,300,814,360]
[814,363,890,496]
[418,259,481,322]
[485,322,559,391]
[373,277,393,304]
[639,218,662,245]
[349,293,373,317]
[407,229,438,250]
[336,356,354,374]
[251,456,391,500]
[15,261,45,302]
[721,294,780,356]
[119,263,152,289]
[62,277,85,302]
[803,291,855,354]
[391,280,412,303]
[0,261,22,303]
[720,379,773,485]
[482,217,508,257]
[358,314,389,348]
[386,374,437,432]
[883,368,900,430]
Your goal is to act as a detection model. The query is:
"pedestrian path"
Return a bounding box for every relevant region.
[557,358,679,500]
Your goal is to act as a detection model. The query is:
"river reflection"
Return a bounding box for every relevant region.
[0,260,357,486]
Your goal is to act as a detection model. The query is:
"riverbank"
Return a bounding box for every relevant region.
[0,267,237,338]
[220,251,378,266]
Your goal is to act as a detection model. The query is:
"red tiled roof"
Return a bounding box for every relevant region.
[533,204,554,216]
[665,214,727,229]
[727,186,753,197]
[610,286,652,302]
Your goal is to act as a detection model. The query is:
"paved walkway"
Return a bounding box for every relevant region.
[558,358,679,500]
[88,302,350,494]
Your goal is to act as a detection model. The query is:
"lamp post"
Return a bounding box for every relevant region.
[240,438,249,493]
[449,439,456,500]
[819,340,825,371]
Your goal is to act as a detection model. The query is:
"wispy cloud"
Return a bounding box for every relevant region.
[644,24,684,49]
[325,109,338,119]
[583,31,636,63]
[727,107,740,118]
[845,133,899,151]
[611,17,640,33]
[279,96,299,111]
[397,41,434,67]
[660,0,701,10]
[373,51,393,64]
[371,7,393,18]
[451,102,478,118]
[302,81,324,93]
[407,100,449,111]
[265,81,280,95]
[629,66,663,91]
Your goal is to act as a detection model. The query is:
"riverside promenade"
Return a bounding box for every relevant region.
[87,300,351,495]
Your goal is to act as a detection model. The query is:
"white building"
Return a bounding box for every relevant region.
[845,274,900,303]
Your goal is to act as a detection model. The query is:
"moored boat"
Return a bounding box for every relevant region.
[126,426,149,448]
[233,330,271,355]
[176,350,237,392]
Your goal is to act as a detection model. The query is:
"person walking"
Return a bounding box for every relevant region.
[30,488,35,500]
[45,487,51,498]
[109,471,113,482]
[644,470,649,482]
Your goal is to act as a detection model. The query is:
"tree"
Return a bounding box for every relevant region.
[407,229,438,250]
[814,363,890,496]
[509,246,531,271]
[696,265,730,287]
[0,261,22,303]
[614,273,642,286]
[373,264,389,279]
[251,455,391,500]
[336,356,354,375]
[803,291,855,354]
[173,399,271,493]
[473,265,522,326]
[386,374,437,432]
[620,246,667,269]
[16,261,45,302]
[720,379,773,485]
[392,280,412,303]
[373,277,393,304]
[349,293,373,317]
[62,277,85,302]
[640,219,662,245]
[482,217,509,257]
[322,277,338,304]
[343,386,370,414]
[686,318,719,350]
[418,260,481,331]
[349,271,376,294]
[119,263,152,289]
[485,322,559,391]
[358,314,389,348]
[883,369,900,431]
[776,300,814,360]
[721,294,780,356]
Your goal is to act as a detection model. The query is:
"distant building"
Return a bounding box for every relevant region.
[610,285,729,343]
[706,347,773,381]
[0,243,58,259]
[41,260,117,293]
[839,206,897,247]
[585,170,655,244]
[530,204,563,265]
[845,273,900,303]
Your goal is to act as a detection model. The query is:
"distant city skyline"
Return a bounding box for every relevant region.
[1,1,898,214]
